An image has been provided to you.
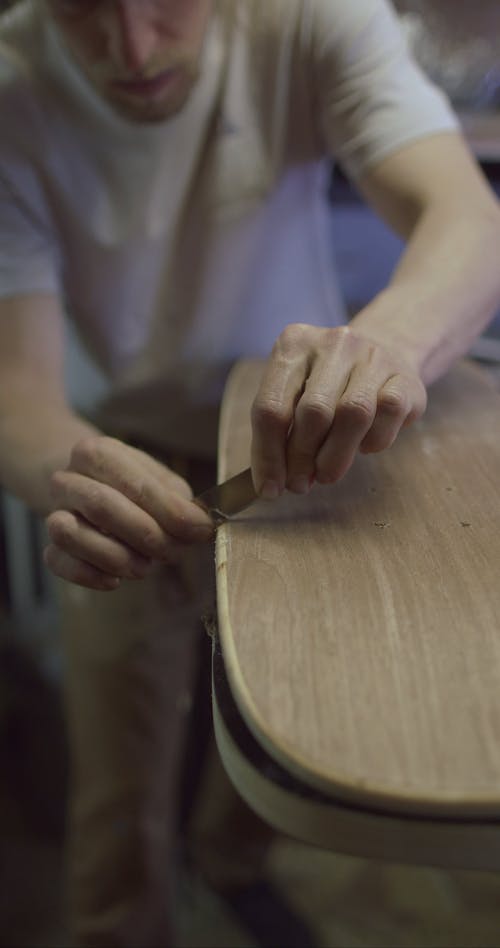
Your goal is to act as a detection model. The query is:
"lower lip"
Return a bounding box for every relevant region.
[111,68,179,99]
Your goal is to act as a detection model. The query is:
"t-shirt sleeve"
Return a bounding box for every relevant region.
[307,0,459,179]
[0,160,61,300]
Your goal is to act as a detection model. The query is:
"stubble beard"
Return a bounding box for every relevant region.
[88,59,202,124]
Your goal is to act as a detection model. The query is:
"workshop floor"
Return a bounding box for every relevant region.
[5,782,500,948]
[3,641,500,948]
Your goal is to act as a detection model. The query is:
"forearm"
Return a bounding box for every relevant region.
[349,201,500,386]
[0,390,100,515]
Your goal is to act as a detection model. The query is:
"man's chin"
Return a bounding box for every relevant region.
[106,95,188,124]
[103,91,187,124]
[97,70,198,125]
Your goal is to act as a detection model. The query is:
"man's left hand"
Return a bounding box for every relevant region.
[251,323,427,497]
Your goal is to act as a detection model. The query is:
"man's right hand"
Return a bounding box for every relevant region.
[44,436,215,591]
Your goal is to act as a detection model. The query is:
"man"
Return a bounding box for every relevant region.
[1,0,499,945]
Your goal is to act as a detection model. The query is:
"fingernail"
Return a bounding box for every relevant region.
[127,558,154,579]
[288,476,311,495]
[103,576,121,590]
[316,471,333,485]
[193,524,216,540]
[260,480,280,500]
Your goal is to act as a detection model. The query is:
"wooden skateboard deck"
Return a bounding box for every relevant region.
[214,359,500,831]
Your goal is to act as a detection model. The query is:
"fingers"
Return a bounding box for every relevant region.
[284,348,355,491]
[46,510,154,581]
[316,373,420,482]
[44,507,191,590]
[50,468,213,556]
[43,544,122,593]
[359,375,427,455]
[251,324,311,497]
[65,436,212,539]
[44,435,215,592]
[50,472,171,560]
[251,324,427,494]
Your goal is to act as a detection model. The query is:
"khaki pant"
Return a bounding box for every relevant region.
[57,458,273,947]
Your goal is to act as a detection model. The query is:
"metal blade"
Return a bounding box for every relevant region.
[195,467,257,523]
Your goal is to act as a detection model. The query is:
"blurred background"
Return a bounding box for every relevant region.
[1,1,500,945]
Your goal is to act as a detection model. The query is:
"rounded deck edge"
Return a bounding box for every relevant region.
[212,640,500,872]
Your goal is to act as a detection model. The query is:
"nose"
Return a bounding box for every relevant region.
[109,1,159,75]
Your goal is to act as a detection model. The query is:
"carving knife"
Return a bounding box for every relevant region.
[195,467,257,524]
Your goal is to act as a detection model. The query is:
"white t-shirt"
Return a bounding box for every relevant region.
[0,0,458,455]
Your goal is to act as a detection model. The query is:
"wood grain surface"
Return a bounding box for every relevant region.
[215,359,500,818]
